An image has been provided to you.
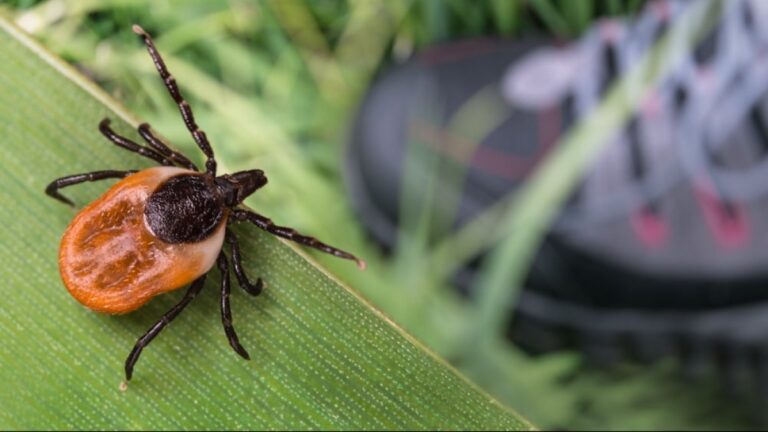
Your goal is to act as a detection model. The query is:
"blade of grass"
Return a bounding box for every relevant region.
[490,0,520,36]
[334,0,409,94]
[527,0,571,36]
[267,0,348,102]
[562,0,593,34]
[0,14,531,430]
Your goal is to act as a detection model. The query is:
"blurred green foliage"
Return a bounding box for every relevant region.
[1,0,759,429]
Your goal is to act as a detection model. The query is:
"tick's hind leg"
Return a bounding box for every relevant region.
[217,252,250,360]
[45,170,137,206]
[100,118,177,167]
[124,274,206,381]
[226,229,264,296]
[137,123,199,171]
[230,209,367,269]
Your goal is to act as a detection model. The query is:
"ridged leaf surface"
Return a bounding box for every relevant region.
[0,16,530,430]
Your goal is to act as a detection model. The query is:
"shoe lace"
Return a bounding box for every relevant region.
[678,0,768,203]
[555,0,768,232]
[554,0,688,230]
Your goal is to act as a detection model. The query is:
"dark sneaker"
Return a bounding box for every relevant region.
[345,0,768,396]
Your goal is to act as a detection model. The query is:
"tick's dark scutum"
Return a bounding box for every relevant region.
[145,174,224,243]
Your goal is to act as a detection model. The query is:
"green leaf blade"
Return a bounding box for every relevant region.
[0,15,530,430]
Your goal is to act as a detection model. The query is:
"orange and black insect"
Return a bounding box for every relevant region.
[46,25,365,381]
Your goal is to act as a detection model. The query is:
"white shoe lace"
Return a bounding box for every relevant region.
[547,0,768,232]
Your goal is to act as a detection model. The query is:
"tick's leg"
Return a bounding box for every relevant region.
[137,123,199,171]
[230,209,366,269]
[226,229,264,296]
[124,274,206,381]
[217,252,250,360]
[45,170,137,206]
[132,25,217,175]
[99,118,175,167]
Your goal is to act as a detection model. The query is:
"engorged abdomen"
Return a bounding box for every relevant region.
[58,167,226,314]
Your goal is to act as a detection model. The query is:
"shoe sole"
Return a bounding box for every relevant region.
[509,288,768,397]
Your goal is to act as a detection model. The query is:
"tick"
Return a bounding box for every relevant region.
[45,25,365,381]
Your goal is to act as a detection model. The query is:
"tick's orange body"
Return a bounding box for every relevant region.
[47,24,364,381]
[59,167,225,314]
